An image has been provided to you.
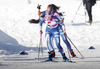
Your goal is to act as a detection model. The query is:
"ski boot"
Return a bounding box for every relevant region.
[86,20,92,23]
[50,50,55,58]
[62,53,69,62]
[47,57,52,61]
[86,20,92,25]
[47,50,55,61]
[70,49,76,57]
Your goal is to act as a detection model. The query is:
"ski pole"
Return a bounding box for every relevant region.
[41,35,43,57]
[38,34,43,60]
[37,4,43,60]
[38,35,41,60]
[67,36,84,58]
[71,2,82,23]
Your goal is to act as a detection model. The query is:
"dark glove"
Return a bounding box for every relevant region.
[37,4,41,9]
[64,32,67,37]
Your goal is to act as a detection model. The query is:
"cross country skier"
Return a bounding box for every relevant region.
[39,9,69,61]
[38,4,76,58]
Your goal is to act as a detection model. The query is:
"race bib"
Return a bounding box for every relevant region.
[46,21,57,27]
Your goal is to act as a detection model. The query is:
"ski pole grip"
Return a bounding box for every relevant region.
[40,30,43,35]
[64,32,67,37]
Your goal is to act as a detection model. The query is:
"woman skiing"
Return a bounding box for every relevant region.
[38,4,76,58]
[39,9,69,61]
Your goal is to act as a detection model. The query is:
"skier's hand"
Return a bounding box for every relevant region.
[37,4,41,9]
[64,32,67,37]
[40,30,43,35]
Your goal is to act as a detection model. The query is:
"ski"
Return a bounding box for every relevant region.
[41,60,59,62]
[76,57,84,59]
[41,60,76,63]
[35,57,76,63]
[68,61,76,63]
[71,56,84,59]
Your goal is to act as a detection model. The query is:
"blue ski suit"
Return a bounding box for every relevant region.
[41,10,72,51]
[40,15,64,55]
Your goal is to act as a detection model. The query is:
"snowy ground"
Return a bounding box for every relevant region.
[0,0,100,69]
[0,51,100,69]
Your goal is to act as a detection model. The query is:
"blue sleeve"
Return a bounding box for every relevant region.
[54,11,62,20]
[41,11,46,16]
[59,21,65,27]
[39,17,45,26]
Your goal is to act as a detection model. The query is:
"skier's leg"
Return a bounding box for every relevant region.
[53,31,69,61]
[45,33,55,61]
[45,33,54,52]
[50,36,56,57]
[60,30,72,51]
[53,32,64,55]
[59,29,76,57]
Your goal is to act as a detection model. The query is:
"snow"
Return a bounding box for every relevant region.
[0,0,100,69]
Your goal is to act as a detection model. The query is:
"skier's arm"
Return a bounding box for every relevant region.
[54,12,64,22]
[37,4,42,16]
[59,21,67,37]
[38,10,46,16]
[38,9,42,16]
[59,21,66,33]
[54,12,66,32]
